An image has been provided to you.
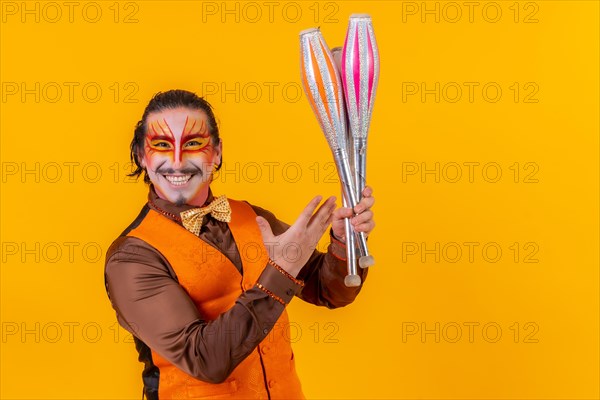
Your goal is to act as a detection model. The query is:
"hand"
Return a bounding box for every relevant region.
[331,186,375,243]
[256,195,337,277]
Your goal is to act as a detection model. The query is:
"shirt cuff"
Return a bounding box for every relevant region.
[256,263,303,305]
[329,228,348,261]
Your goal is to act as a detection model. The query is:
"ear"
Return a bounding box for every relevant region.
[213,140,222,166]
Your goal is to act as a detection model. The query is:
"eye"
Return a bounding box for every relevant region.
[183,138,209,150]
[150,140,172,149]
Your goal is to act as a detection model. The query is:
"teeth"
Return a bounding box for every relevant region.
[164,174,192,186]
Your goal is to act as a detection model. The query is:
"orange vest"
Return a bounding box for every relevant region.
[127,199,304,399]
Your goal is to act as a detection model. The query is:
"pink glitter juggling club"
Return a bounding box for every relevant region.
[299,28,374,287]
[341,14,380,239]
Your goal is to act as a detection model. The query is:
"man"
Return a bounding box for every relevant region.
[104,89,375,399]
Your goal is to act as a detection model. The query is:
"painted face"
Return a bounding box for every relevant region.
[141,107,221,207]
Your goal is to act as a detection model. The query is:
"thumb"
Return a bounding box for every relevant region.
[255,216,274,241]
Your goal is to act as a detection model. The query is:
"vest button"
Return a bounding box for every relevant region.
[261,345,269,355]
[268,380,276,388]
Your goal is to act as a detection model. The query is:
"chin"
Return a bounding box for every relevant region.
[173,195,188,207]
[160,189,192,205]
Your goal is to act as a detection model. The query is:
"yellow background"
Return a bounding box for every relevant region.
[1,0,598,398]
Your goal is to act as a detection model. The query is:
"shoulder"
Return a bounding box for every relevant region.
[105,235,170,273]
[119,204,151,236]
[105,203,153,265]
[104,203,174,280]
[105,235,158,264]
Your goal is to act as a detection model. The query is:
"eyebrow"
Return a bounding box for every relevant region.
[182,132,210,142]
[147,135,175,142]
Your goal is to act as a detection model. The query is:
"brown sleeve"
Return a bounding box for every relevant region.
[250,205,368,309]
[104,236,302,384]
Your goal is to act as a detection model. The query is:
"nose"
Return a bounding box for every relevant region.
[172,148,183,170]
[172,158,182,170]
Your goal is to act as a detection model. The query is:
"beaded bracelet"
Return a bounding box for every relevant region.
[255,283,286,306]
[267,258,305,287]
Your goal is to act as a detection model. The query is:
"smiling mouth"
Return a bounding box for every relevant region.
[163,174,193,186]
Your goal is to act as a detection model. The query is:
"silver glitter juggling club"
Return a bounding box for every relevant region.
[331,46,359,287]
[299,28,373,285]
[341,14,379,268]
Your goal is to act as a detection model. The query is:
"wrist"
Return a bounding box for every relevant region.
[256,261,304,305]
[330,228,346,245]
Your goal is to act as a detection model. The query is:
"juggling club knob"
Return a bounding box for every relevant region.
[359,255,375,269]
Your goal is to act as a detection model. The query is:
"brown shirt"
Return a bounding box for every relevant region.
[104,186,368,384]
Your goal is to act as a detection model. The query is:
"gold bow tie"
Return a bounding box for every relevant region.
[180,195,231,235]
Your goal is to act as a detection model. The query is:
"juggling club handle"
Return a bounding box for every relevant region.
[342,193,361,287]
[354,138,367,197]
[333,149,375,268]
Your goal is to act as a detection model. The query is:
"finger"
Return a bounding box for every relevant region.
[311,210,335,240]
[294,195,324,227]
[333,206,353,220]
[324,209,334,228]
[362,186,373,197]
[351,210,373,225]
[354,196,374,214]
[308,196,336,230]
[352,220,375,234]
[256,216,274,242]
[314,211,335,243]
